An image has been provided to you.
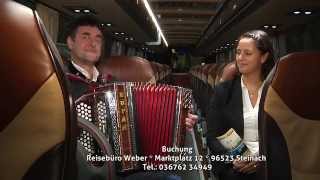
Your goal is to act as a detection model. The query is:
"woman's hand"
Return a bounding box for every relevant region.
[185,112,198,131]
[233,159,258,174]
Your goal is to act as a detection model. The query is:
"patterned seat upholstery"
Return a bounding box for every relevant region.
[259,52,320,180]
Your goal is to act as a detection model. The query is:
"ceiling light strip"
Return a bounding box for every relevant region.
[142,0,168,47]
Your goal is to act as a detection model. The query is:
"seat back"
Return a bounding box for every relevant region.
[220,61,237,83]
[259,52,320,180]
[207,64,218,87]
[214,63,227,86]
[99,56,156,83]
[0,1,76,179]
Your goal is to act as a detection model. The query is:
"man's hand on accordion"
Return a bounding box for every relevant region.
[185,112,198,131]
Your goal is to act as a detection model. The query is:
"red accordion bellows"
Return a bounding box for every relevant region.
[134,85,177,159]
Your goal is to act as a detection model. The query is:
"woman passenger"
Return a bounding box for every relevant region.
[206,30,275,180]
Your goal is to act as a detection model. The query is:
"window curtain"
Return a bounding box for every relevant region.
[36,3,59,43]
[111,41,126,56]
[127,47,136,56]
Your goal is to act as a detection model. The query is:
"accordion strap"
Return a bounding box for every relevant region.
[78,118,116,179]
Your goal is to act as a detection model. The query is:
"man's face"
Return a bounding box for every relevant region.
[67,26,103,64]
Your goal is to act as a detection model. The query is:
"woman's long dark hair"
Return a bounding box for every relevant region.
[237,30,275,80]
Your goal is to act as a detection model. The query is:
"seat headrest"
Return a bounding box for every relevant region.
[271,52,320,119]
[0,0,56,130]
[220,61,237,83]
[99,56,156,83]
[214,63,227,85]
[0,1,75,180]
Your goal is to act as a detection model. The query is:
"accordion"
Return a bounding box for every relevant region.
[76,83,193,173]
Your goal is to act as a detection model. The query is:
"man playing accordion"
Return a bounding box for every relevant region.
[65,15,198,180]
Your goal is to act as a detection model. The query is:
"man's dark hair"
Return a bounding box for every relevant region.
[66,15,103,40]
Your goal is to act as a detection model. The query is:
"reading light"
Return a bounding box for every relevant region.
[293,11,301,15]
[106,23,112,27]
[83,9,90,13]
[74,9,80,13]
[142,0,168,47]
[305,11,312,15]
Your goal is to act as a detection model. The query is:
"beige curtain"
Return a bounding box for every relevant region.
[36,3,59,43]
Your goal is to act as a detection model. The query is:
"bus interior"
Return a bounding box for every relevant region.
[1,0,320,180]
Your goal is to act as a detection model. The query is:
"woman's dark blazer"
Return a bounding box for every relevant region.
[206,76,245,173]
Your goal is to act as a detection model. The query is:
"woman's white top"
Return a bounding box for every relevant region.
[240,76,264,156]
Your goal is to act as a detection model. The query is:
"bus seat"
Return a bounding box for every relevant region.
[0,0,76,179]
[200,64,211,83]
[207,64,218,88]
[163,64,171,83]
[214,63,227,86]
[155,62,165,82]
[220,61,237,83]
[150,62,160,81]
[199,63,215,113]
[259,52,320,180]
[99,56,156,83]
[0,1,116,180]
